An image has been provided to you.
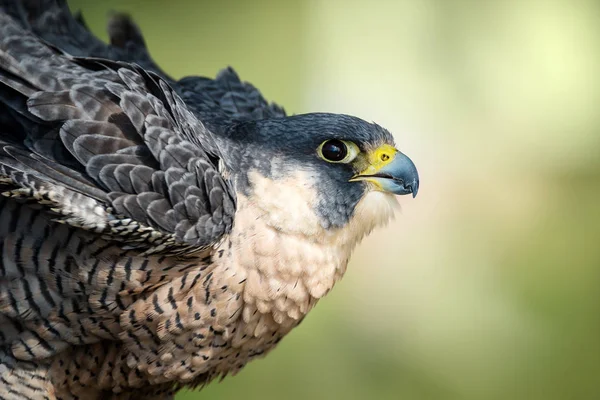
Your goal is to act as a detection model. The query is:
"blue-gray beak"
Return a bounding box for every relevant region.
[351,150,419,198]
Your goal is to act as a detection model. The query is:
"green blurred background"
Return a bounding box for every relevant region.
[67,1,600,399]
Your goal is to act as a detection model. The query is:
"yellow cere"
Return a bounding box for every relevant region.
[348,144,399,190]
[357,144,398,174]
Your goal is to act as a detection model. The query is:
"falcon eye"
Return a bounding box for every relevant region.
[321,140,347,161]
[318,139,359,164]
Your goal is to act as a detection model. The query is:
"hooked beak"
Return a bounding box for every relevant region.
[350,145,419,198]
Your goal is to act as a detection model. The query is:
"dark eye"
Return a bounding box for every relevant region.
[321,139,348,162]
[318,139,359,163]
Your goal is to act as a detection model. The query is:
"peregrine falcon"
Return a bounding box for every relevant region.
[0,1,419,399]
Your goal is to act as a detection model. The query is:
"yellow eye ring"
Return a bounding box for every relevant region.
[317,139,359,163]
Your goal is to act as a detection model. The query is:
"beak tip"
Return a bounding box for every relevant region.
[411,180,419,198]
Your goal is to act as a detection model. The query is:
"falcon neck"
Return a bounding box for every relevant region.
[214,170,397,331]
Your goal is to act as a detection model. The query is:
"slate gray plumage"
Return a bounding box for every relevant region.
[0,1,419,399]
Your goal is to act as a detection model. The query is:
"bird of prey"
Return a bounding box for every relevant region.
[0,1,419,399]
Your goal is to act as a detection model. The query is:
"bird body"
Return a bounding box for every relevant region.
[0,1,418,399]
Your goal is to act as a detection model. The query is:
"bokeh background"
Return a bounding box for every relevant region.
[67,1,600,399]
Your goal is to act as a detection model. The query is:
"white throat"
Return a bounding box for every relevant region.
[216,170,399,332]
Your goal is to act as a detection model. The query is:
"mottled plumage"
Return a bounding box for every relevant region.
[0,1,419,399]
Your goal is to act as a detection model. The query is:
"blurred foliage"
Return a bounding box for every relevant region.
[68,1,600,399]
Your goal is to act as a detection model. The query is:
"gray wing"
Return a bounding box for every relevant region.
[177,68,286,130]
[0,0,286,128]
[0,11,236,253]
[1,0,171,78]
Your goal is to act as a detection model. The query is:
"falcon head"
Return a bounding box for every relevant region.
[216,113,419,233]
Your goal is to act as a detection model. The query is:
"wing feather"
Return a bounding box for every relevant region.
[0,12,236,252]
